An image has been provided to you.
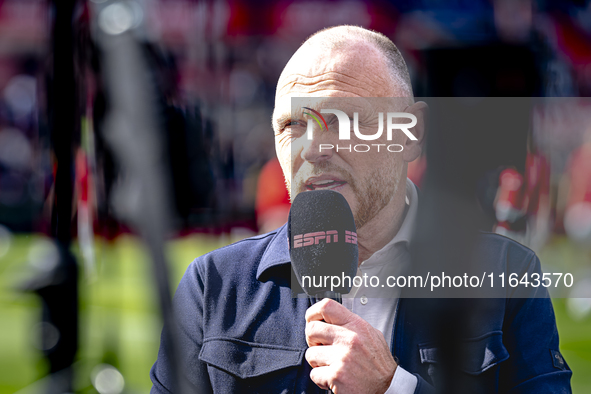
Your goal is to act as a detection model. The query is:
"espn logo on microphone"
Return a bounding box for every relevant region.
[293,230,357,248]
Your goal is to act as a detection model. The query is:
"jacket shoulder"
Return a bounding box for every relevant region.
[186,228,283,282]
[199,230,278,262]
[474,231,539,273]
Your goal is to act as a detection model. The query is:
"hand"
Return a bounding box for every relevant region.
[305,298,397,394]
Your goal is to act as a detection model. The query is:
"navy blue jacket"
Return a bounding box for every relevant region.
[150,224,572,393]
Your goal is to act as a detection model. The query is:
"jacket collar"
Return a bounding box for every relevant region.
[256,223,291,280]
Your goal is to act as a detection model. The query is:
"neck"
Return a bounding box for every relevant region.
[356,179,408,265]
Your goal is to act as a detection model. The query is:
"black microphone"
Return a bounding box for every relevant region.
[288,190,358,303]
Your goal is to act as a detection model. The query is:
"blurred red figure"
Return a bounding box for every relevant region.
[255,158,291,233]
[495,168,524,229]
[523,152,551,250]
[495,151,551,251]
[564,139,591,245]
[523,152,550,218]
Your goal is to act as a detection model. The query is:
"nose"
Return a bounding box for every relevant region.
[300,124,334,164]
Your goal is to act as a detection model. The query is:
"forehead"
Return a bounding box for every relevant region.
[274,40,396,114]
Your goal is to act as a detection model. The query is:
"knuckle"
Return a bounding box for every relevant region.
[347,331,360,347]
[324,298,336,307]
[309,368,320,383]
[304,347,313,363]
[331,366,344,384]
[304,305,315,321]
[317,300,329,314]
[305,320,316,337]
[310,367,327,388]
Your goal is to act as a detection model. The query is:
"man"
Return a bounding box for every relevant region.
[151,26,572,393]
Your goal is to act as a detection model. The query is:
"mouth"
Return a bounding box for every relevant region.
[305,177,348,191]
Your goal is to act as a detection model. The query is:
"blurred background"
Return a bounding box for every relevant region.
[0,0,591,392]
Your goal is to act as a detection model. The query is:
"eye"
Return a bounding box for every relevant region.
[277,120,304,135]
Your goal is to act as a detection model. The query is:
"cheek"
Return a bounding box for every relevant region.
[349,151,401,187]
[275,141,291,173]
[275,133,292,153]
[275,134,303,161]
[389,132,408,147]
[290,137,306,160]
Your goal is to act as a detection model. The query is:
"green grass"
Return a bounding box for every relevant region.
[0,233,224,393]
[0,234,589,393]
[554,298,591,393]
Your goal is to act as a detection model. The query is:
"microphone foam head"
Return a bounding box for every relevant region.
[288,190,358,296]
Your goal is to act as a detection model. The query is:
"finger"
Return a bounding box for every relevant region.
[309,365,335,391]
[305,298,356,326]
[305,319,348,346]
[305,344,336,368]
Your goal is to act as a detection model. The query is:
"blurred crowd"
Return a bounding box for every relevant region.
[0,1,589,393]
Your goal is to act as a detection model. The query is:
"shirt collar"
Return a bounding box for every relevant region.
[359,178,418,268]
[255,178,419,280]
[384,178,418,248]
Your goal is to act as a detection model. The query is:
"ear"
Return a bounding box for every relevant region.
[402,101,428,163]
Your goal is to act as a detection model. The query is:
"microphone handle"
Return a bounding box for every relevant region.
[311,290,342,304]
[310,291,342,394]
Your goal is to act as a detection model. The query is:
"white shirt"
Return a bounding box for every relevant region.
[342,178,418,393]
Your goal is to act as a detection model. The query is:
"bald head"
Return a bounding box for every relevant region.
[304,26,412,96]
[276,25,413,102]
